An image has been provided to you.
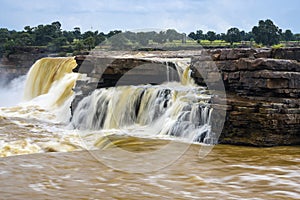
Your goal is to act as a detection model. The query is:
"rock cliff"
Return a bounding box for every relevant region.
[72,48,300,146]
[0,50,48,83]
[190,48,299,146]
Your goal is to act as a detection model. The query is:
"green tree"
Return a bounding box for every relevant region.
[225,27,241,45]
[82,31,95,39]
[83,36,95,50]
[188,32,196,40]
[0,28,9,44]
[73,39,85,51]
[33,25,52,45]
[30,21,64,46]
[196,30,204,40]
[95,32,106,45]
[3,39,16,55]
[244,31,254,41]
[15,32,34,46]
[294,33,300,41]
[47,36,67,52]
[252,19,281,46]
[240,30,246,40]
[283,29,294,41]
[206,31,216,43]
[215,33,222,40]
[63,30,75,43]
[0,29,11,56]
[188,30,204,40]
[219,33,226,41]
[73,27,81,39]
[51,21,61,33]
[24,26,33,34]
[107,30,122,38]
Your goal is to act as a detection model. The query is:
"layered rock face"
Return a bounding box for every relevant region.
[72,48,299,146]
[0,50,48,83]
[191,48,300,146]
[0,66,29,84]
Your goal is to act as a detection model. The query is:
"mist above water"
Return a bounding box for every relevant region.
[0,75,27,107]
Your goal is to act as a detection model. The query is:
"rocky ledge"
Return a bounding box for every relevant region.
[70,48,299,146]
[190,48,299,146]
[0,49,49,83]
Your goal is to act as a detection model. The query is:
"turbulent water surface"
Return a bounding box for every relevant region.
[0,137,299,200]
[0,56,299,199]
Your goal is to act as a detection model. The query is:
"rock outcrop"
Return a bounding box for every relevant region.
[191,48,300,146]
[71,48,300,146]
[0,50,49,83]
[219,95,299,146]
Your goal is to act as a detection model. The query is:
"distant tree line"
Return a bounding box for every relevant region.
[108,29,185,49]
[188,19,300,46]
[0,21,185,56]
[0,21,122,56]
[0,19,299,56]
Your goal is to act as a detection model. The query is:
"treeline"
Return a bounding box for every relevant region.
[0,19,299,56]
[0,22,185,56]
[0,21,122,56]
[189,19,299,46]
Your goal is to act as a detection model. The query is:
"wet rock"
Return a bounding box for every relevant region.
[72,48,300,146]
[217,94,300,146]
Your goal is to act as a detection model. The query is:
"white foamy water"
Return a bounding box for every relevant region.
[0,56,206,156]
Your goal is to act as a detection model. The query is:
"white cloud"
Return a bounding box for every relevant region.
[0,0,300,33]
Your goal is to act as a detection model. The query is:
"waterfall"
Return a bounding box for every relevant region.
[71,84,213,143]
[174,61,195,86]
[20,56,215,144]
[71,59,214,143]
[23,57,78,107]
[166,62,170,82]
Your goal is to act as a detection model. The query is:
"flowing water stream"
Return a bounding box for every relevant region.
[0,57,299,199]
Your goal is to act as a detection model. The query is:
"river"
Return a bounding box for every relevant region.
[0,138,299,199]
[0,56,299,199]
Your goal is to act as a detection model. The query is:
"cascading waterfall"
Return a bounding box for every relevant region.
[174,61,195,86]
[0,56,216,158]
[0,57,80,156]
[71,60,215,144]
[19,56,215,144]
[23,57,78,107]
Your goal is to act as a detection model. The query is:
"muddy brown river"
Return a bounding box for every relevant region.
[0,56,299,199]
[1,138,299,200]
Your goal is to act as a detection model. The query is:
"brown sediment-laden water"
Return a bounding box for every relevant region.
[0,57,299,199]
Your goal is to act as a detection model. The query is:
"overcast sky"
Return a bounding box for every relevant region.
[0,0,299,34]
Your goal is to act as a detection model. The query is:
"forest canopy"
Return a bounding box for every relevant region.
[0,19,299,56]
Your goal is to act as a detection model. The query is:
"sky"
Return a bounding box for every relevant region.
[0,0,299,34]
